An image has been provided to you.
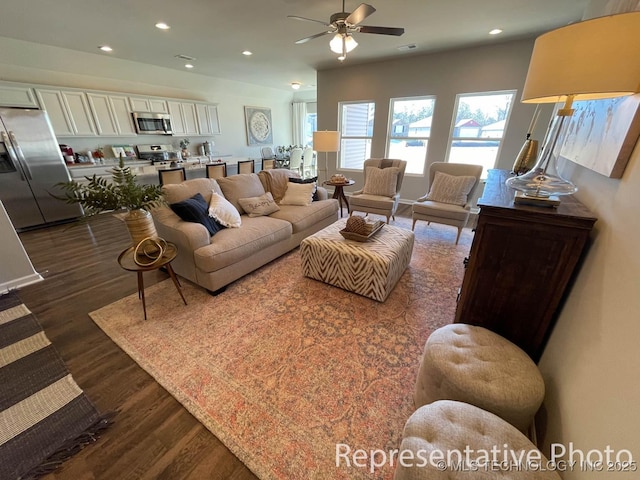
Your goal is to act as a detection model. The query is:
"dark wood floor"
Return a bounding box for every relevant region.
[17,204,414,479]
[18,214,257,480]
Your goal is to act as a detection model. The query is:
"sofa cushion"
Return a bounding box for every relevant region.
[258,169,300,203]
[238,192,280,217]
[289,176,319,201]
[426,171,477,206]
[194,216,292,272]
[170,193,224,236]
[162,178,223,205]
[280,182,315,206]
[209,191,241,228]
[217,173,266,215]
[268,199,338,234]
[362,166,399,197]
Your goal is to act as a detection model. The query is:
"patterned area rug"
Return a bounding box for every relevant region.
[90,218,472,479]
[0,291,113,480]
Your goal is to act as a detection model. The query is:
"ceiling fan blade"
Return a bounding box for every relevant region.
[295,31,332,45]
[345,3,376,26]
[287,15,331,27]
[358,25,405,36]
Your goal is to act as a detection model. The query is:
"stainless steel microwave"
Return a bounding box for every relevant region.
[132,112,173,135]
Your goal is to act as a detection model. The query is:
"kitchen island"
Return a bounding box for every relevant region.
[67,156,261,185]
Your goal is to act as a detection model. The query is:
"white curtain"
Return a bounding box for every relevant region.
[292,102,307,147]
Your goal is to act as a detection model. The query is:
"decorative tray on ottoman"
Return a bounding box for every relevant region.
[339,220,384,242]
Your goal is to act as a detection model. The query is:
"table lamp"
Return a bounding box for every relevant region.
[506,12,640,206]
[313,131,341,184]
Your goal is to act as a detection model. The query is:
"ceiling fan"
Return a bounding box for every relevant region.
[288,1,404,59]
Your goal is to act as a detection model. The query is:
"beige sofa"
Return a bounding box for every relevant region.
[151,169,339,293]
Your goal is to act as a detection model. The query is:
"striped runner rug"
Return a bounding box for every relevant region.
[0,291,113,480]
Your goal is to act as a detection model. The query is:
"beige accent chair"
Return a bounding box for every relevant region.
[348,158,407,224]
[412,162,483,244]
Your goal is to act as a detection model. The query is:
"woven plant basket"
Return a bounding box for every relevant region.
[124,209,157,246]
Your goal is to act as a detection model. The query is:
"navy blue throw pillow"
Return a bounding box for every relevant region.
[289,176,319,201]
[170,193,224,236]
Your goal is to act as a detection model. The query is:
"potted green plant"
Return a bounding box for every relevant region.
[55,156,164,246]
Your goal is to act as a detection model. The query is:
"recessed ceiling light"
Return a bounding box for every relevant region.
[290,82,301,90]
[155,22,171,30]
[98,45,113,52]
[242,50,253,56]
[338,55,346,62]
[185,64,194,69]
[489,28,503,35]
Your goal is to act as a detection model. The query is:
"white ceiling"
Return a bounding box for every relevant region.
[0,0,590,92]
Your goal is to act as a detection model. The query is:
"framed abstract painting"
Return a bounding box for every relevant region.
[244,106,273,146]
[559,94,640,178]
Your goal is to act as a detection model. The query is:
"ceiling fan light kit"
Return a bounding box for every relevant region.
[289,1,404,60]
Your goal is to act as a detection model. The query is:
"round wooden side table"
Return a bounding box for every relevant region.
[117,241,187,320]
[323,179,355,217]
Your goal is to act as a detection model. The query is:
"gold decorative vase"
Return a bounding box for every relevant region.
[124,209,157,246]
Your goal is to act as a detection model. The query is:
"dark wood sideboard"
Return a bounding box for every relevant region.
[454,169,597,362]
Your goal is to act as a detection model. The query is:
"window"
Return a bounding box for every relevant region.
[339,101,375,170]
[386,96,436,175]
[304,103,317,147]
[447,91,516,177]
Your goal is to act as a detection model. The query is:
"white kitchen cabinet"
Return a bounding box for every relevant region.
[0,82,38,108]
[35,89,97,137]
[87,93,137,136]
[129,97,169,114]
[167,101,185,134]
[195,103,221,135]
[168,101,199,135]
[182,103,198,135]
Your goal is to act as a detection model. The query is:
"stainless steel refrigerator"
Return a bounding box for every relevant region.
[0,107,82,230]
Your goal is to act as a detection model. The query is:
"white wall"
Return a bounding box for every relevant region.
[538,136,640,476]
[0,201,43,293]
[0,36,294,159]
[316,38,555,202]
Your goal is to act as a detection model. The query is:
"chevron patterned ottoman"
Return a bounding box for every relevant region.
[300,218,414,301]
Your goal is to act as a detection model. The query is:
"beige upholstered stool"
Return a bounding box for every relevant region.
[394,400,561,480]
[414,324,544,432]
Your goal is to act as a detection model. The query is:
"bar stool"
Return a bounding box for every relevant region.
[158,167,186,186]
[237,159,255,174]
[262,159,276,170]
[206,163,227,179]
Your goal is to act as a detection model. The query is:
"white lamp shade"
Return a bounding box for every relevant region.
[313,131,341,152]
[329,33,358,54]
[522,11,640,103]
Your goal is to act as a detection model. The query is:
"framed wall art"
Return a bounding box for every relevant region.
[559,94,640,178]
[244,106,273,146]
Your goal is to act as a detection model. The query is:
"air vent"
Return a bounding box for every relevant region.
[175,54,196,61]
[397,44,418,52]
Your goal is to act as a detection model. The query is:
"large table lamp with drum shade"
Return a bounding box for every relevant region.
[313,131,341,184]
[506,12,640,206]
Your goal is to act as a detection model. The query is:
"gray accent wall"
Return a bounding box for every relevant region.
[317,38,555,203]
